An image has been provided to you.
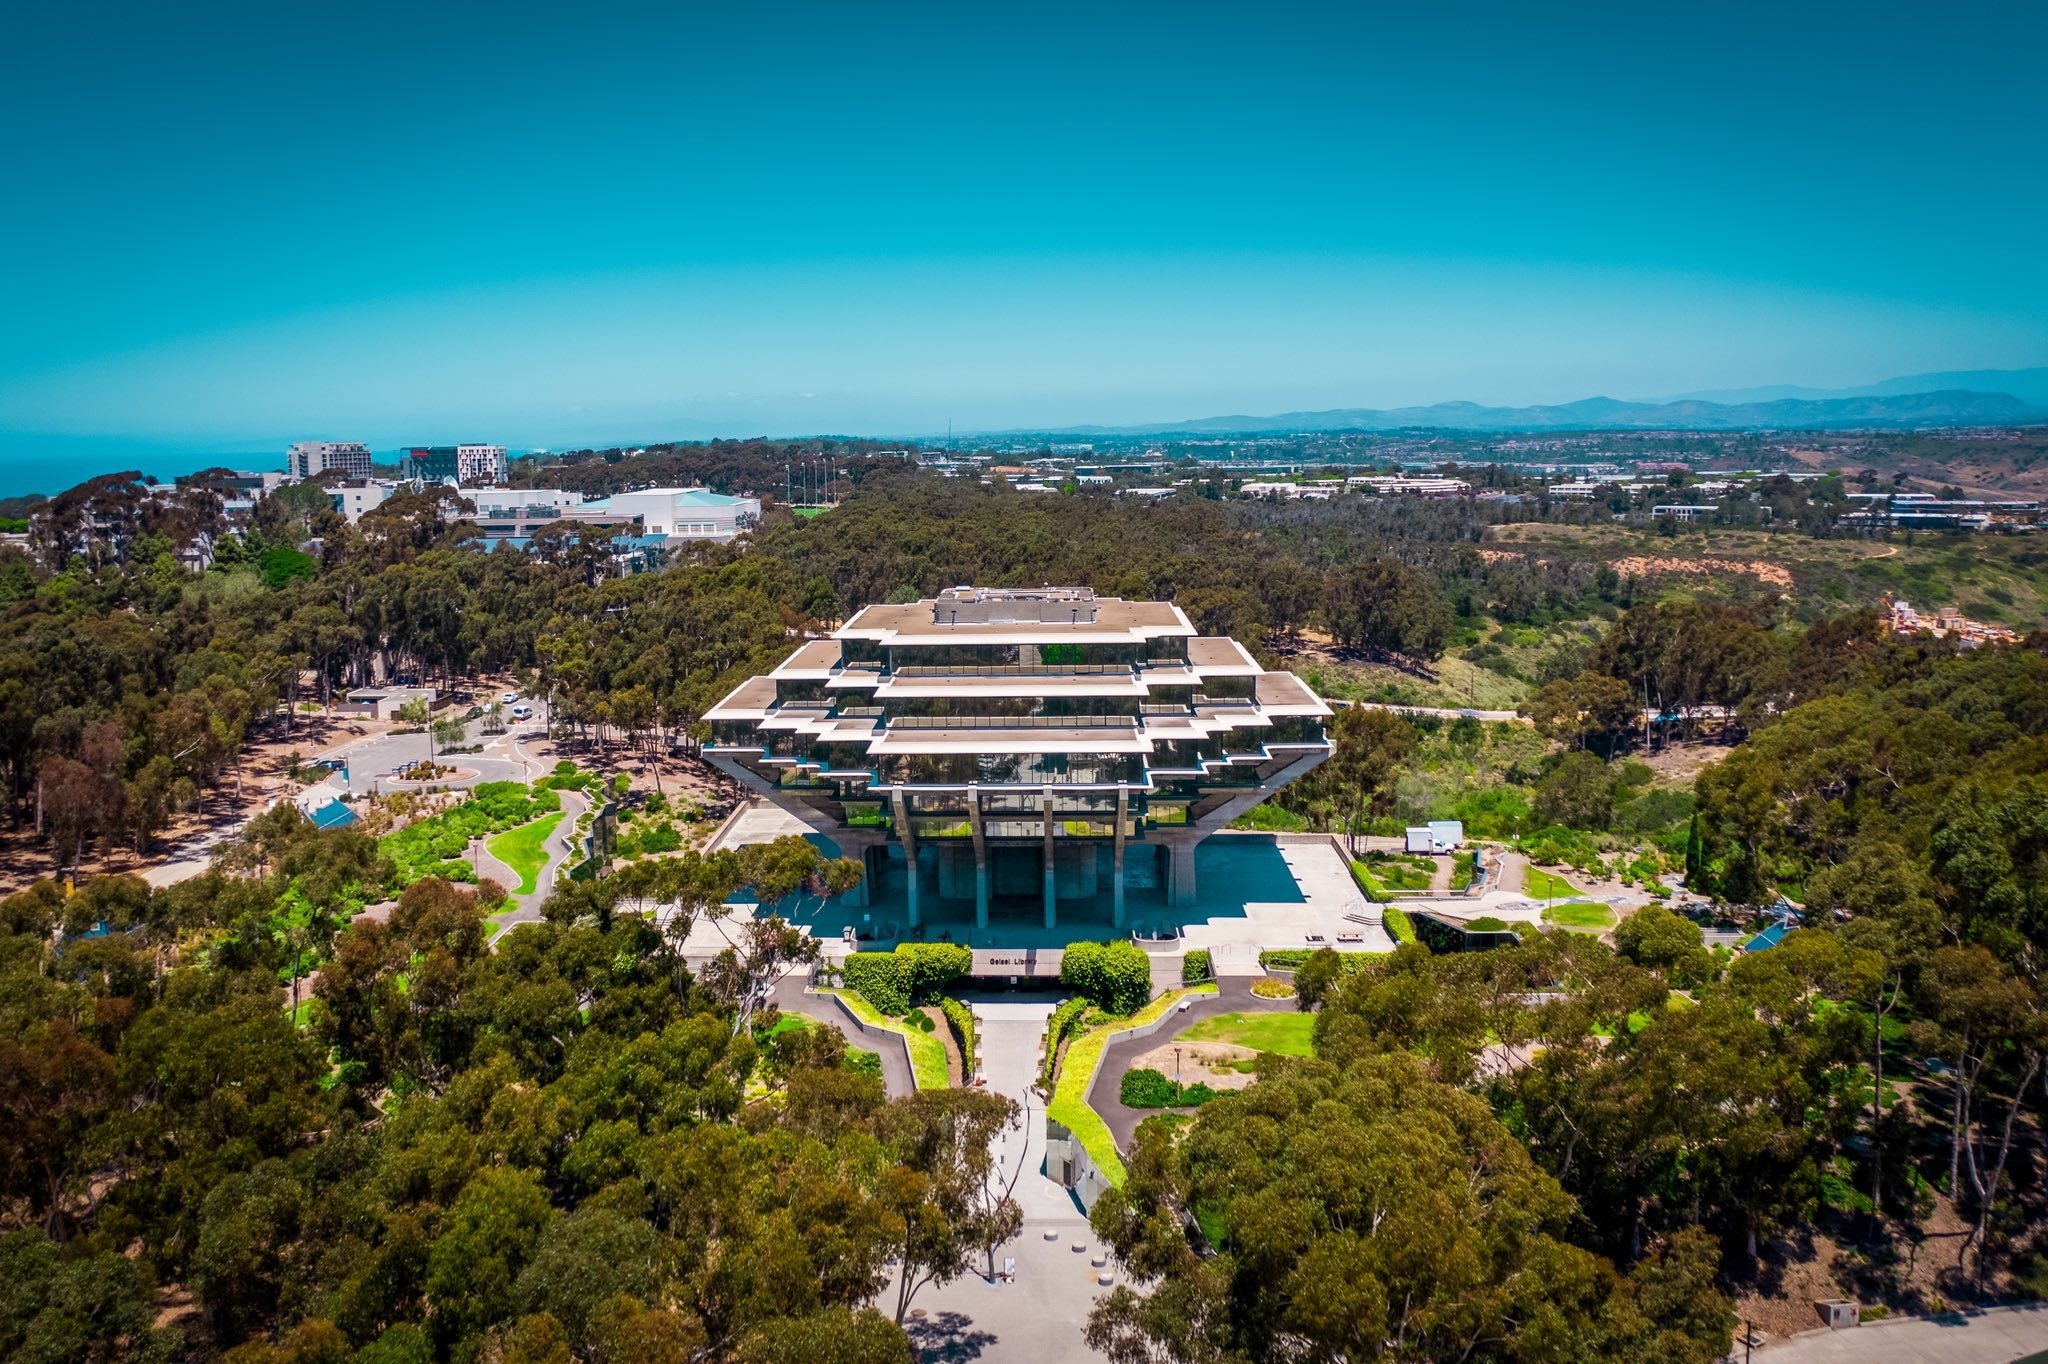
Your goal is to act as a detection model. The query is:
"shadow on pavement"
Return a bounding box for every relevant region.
[905,1308,999,1362]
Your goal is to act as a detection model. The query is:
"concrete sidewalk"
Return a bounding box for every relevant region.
[1760,1302,2048,1362]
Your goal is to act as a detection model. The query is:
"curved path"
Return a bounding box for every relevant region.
[1085,978,1294,1151]
[768,976,916,1097]
[484,788,587,942]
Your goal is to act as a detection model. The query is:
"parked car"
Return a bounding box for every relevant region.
[501,691,520,703]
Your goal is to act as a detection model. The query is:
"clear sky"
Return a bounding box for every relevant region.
[1,0,2043,487]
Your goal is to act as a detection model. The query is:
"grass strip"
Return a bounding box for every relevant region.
[1048,983,1218,1186]
[818,988,949,1089]
[1173,1009,1316,1056]
[1524,868,1578,901]
[1541,900,1616,929]
[486,811,566,895]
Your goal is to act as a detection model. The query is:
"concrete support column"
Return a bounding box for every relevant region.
[1042,783,1057,930]
[1165,839,1198,908]
[967,783,989,932]
[1112,786,1129,929]
[891,790,919,930]
[845,846,871,907]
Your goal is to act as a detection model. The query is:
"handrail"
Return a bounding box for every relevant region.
[890,663,1134,677]
[883,714,1138,730]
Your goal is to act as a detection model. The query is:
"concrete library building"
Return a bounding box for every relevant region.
[703,587,1336,945]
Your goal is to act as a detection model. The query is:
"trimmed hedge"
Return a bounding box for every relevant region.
[1041,996,1091,1089]
[939,997,977,1076]
[1384,905,1417,945]
[1182,948,1213,983]
[841,941,973,1016]
[842,952,910,1015]
[1119,1067,1221,1109]
[897,941,972,1000]
[1061,939,1153,1015]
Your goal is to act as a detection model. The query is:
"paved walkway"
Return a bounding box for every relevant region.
[882,998,1106,1363]
[1760,1303,2048,1361]
[768,977,916,1098]
[487,788,587,939]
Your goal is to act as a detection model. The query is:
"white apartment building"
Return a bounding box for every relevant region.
[288,441,373,480]
[456,444,508,485]
[331,480,399,522]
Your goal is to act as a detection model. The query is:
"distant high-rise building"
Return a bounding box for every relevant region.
[402,444,507,485]
[287,441,373,480]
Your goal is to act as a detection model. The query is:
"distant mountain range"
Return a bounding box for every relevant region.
[1026,385,2048,437]
[1667,367,2048,408]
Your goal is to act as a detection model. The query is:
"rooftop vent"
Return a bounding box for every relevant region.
[933,586,1098,626]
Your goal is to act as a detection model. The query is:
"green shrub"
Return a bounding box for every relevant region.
[845,1049,882,1080]
[1259,948,1313,969]
[1120,1068,1179,1107]
[896,941,972,1002]
[1041,996,1091,1088]
[1384,906,1417,945]
[1182,949,1212,983]
[1467,916,1510,932]
[379,781,563,888]
[911,1009,936,1032]
[639,822,681,853]
[1120,1068,1222,1108]
[842,952,910,1015]
[1060,939,1153,1015]
[1229,802,1312,832]
[939,997,977,1072]
[834,942,968,1015]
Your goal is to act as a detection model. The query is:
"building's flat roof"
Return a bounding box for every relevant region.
[586,487,755,508]
[1255,672,1329,713]
[1187,637,1259,670]
[842,596,1190,644]
[779,639,843,675]
[705,676,778,717]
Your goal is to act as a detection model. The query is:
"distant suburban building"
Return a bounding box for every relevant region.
[456,487,642,540]
[703,586,1331,931]
[333,686,440,721]
[331,480,398,522]
[176,469,286,523]
[1348,476,1471,498]
[402,444,507,485]
[579,487,760,541]
[1844,491,2040,533]
[287,441,373,480]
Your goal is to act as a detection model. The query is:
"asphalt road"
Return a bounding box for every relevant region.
[1086,978,1294,1149]
[769,976,918,1098]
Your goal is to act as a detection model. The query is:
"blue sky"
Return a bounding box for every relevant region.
[1,0,2043,488]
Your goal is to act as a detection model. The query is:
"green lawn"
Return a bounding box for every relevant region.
[1524,868,1578,901]
[1542,901,1617,930]
[819,989,949,1089]
[1048,985,1218,1185]
[487,811,566,895]
[1174,1010,1317,1057]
